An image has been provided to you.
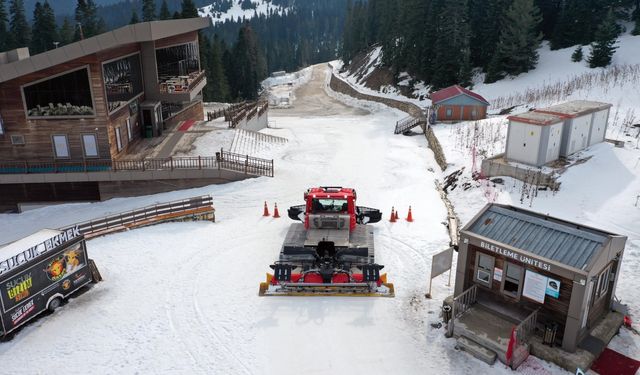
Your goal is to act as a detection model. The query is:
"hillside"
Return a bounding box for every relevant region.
[199,0,292,25]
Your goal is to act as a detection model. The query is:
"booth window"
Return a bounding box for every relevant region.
[502,262,523,298]
[595,265,611,300]
[446,108,453,118]
[103,54,143,113]
[475,253,494,286]
[23,67,94,117]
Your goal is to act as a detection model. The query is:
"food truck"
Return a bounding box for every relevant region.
[0,227,98,336]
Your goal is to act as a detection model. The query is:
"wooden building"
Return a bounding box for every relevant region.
[0,18,210,164]
[430,85,489,122]
[451,204,626,367]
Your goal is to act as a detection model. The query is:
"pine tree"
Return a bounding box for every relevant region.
[431,0,471,89]
[485,0,542,82]
[142,0,155,22]
[8,0,30,50]
[30,1,58,54]
[181,0,199,18]
[74,0,99,40]
[130,10,140,24]
[172,11,181,20]
[571,46,583,62]
[159,0,171,20]
[588,9,619,68]
[230,25,266,100]
[59,16,74,46]
[0,0,8,52]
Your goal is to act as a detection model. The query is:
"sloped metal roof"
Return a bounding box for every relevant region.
[0,17,211,83]
[467,205,609,270]
[431,85,490,106]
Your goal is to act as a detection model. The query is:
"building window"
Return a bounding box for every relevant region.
[471,109,478,119]
[595,265,611,300]
[446,108,453,118]
[156,42,199,77]
[126,118,133,141]
[52,135,70,158]
[23,67,94,117]
[10,134,25,145]
[502,262,523,298]
[475,252,494,286]
[115,127,123,152]
[103,54,144,113]
[82,134,99,158]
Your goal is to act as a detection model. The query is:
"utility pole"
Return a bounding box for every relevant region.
[77,23,84,40]
[53,41,59,49]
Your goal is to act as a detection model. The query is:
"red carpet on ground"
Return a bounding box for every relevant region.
[178,119,196,132]
[591,348,640,375]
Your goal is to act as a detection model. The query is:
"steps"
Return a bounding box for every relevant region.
[394,115,426,134]
[456,336,497,365]
[230,128,288,156]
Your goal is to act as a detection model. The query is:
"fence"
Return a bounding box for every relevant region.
[0,151,274,178]
[62,195,215,239]
[447,284,478,337]
[394,116,425,134]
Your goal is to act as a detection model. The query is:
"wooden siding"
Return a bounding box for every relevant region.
[587,260,616,328]
[466,244,573,344]
[0,43,142,162]
[436,105,487,122]
[107,97,143,159]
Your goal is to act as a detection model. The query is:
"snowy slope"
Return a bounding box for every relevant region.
[199,0,291,24]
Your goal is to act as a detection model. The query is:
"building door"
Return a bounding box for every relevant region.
[501,262,524,299]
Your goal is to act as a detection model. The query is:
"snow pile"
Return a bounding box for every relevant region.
[199,0,291,25]
[263,66,312,108]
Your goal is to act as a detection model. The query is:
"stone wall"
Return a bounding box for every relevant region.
[329,72,447,171]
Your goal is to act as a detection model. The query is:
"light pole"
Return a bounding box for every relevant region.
[53,41,59,49]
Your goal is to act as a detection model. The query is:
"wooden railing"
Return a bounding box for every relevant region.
[447,284,478,337]
[217,148,274,177]
[61,195,214,238]
[0,151,274,178]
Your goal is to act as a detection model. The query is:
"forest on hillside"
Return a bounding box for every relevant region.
[342,0,640,90]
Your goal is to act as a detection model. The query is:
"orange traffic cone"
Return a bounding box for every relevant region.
[263,201,270,217]
[395,210,399,220]
[273,203,280,218]
[389,207,396,222]
[406,206,413,222]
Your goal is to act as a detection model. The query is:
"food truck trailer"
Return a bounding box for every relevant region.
[0,227,99,336]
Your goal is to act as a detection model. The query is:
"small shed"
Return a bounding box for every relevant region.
[452,204,626,358]
[431,85,489,122]
[536,100,612,156]
[506,111,565,166]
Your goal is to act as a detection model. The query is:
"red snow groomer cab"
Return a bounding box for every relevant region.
[259,187,394,297]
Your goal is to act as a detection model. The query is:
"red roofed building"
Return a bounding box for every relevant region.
[431,85,489,122]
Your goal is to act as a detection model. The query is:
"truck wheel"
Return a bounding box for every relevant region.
[48,297,62,312]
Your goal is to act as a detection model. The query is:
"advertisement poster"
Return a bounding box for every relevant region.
[493,267,503,282]
[546,277,561,298]
[522,270,547,304]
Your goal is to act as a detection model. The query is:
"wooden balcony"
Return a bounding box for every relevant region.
[157,70,206,102]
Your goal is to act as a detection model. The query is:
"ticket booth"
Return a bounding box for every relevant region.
[450,204,626,367]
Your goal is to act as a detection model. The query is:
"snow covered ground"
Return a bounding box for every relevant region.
[0,64,505,374]
[3,32,640,370]
[199,0,291,25]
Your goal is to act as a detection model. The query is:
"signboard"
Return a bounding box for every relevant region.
[0,226,81,276]
[479,241,551,272]
[425,247,454,298]
[546,277,561,298]
[522,270,547,304]
[431,247,453,278]
[493,267,503,282]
